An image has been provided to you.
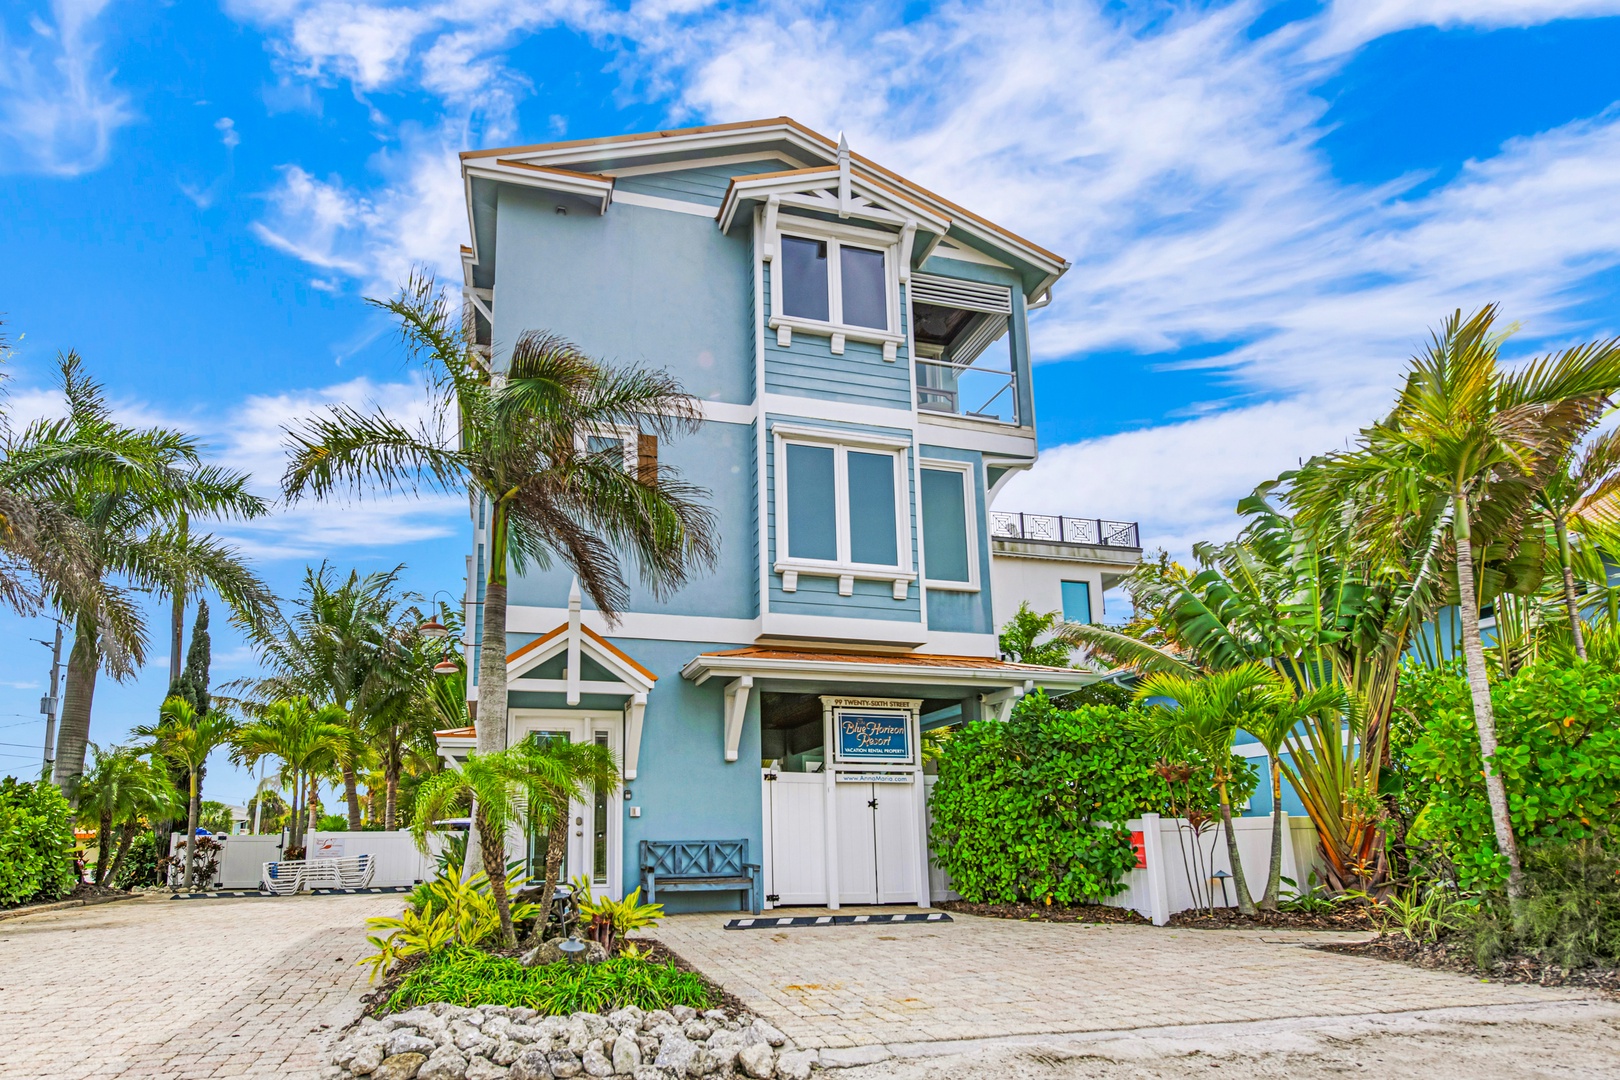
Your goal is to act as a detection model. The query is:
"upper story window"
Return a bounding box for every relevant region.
[919,461,979,591]
[910,273,1019,425]
[773,424,915,599]
[769,219,903,359]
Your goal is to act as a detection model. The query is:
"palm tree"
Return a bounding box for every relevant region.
[2,355,272,795]
[1134,663,1278,916]
[411,739,606,947]
[137,698,240,888]
[526,735,620,927]
[78,745,183,887]
[1533,429,1620,661]
[1241,685,1345,909]
[106,756,181,887]
[282,273,717,881]
[232,698,348,853]
[1299,307,1620,903]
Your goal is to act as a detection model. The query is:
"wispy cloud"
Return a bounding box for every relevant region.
[1313,0,1620,56]
[0,0,133,175]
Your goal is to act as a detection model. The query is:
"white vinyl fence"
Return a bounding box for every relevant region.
[169,830,445,890]
[921,774,1321,923]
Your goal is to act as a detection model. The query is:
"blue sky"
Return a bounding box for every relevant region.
[2,0,1620,800]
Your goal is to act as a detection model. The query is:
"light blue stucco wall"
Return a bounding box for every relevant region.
[763,413,922,622]
[491,188,754,406]
[504,417,757,619]
[918,444,994,635]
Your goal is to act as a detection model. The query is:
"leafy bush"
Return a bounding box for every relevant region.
[1401,661,1620,889]
[575,876,663,952]
[927,693,1171,904]
[386,946,714,1015]
[0,776,77,907]
[112,831,161,889]
[317,813,349,831]
[362,862,540,981]
[1461,840,1620,970]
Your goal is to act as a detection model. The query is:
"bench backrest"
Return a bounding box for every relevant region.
[640,840,750,878]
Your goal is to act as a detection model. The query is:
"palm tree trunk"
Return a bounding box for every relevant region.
[1216,780,1256,915]
[95,807,113,886]
[1453,498,1528,904]
[107,820,137,888]
[343,762,362,831]
[479,808,516,947]
[1556,517,1587,661]
[183,773,200,889]
[169,513,188,689]
[384,754,400,832]
[538,794,572,937]
[52,617,99,798]
[1261,757,1284,910]
[287,766,301,856]
[472,511,510,883]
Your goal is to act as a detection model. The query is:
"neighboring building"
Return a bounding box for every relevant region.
[986,510,1142,630]
[441,118,1106,911]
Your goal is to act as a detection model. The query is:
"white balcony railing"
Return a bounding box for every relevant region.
[990,512,1140,549]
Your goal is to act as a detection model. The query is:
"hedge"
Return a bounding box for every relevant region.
[0,776,77,908]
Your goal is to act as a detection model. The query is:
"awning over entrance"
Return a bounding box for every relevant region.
[681,645,1098,763]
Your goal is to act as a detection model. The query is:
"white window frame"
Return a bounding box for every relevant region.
[772,423,915,600]
[577,424,638,470]
[768,217,904,360]
[918,458,980,592]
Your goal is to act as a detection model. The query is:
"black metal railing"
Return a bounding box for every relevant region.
[989,512,1140,549]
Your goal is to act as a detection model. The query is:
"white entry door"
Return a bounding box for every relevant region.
[510,711,621,900]
[835,779,919,905]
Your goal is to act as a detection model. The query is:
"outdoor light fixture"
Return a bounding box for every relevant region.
[433,658,460,676]
[1211,870,1232,908]
[558,938,587,964]
[419,618,448,639]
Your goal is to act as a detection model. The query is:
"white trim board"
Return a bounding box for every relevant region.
[610,189,718,218]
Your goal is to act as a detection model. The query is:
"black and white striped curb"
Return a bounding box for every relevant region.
[724,911,952,930]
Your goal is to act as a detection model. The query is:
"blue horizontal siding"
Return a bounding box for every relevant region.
[615,160,786,207]
[761,263,912,409]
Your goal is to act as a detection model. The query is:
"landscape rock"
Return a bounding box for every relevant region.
[774,1050,815,1080]
[670,1007,697,1024]
[508,1049,553,1080]
[373,1053,429,1080]
[350,1041,387,1076]
[640,1011,676,1032]
[681,1021,712,1041]
[611,1035,641,1075]
[492,1041,523,1066]
[750,1021,787,1049]
[652,1036,697,1077]
[736,1043,775,1080]
[549,1050,584,1078]
[465,1058,509,1080]
[388,1032,439,1059]
[419,1045,470,1080]
[632,1069,671,1080]
[581,1049,614,1077]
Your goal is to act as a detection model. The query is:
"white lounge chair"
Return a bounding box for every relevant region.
[262,861,303,895]
[336,854,376,889]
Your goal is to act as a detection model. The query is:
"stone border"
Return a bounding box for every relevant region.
[0,891,138,923]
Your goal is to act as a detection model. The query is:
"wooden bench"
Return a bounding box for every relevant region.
[639,840,761,914]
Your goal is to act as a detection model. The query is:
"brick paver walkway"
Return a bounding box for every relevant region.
[657,906,1598,1050]
[0,893,399,1079]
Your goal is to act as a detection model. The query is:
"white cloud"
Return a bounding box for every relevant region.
[0,0,132,175]
[216,116,241,148]
[1314,0,1620,55]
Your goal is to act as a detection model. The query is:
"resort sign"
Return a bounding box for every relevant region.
[833,708,913,763]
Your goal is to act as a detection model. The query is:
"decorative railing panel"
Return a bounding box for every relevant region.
[989,512,1140,549]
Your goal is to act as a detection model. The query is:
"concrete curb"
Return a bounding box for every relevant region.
[0,891,138,923]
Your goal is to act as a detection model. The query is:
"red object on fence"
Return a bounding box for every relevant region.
[1130,830,1147,869]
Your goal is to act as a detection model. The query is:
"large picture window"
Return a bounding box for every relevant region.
[920,462,978,589]
[775,427,915,598]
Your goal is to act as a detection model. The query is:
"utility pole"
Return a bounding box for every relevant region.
[37,622,63,777]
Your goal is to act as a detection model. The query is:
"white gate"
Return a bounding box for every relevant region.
[763,772,828,904]
[761,771,923,907]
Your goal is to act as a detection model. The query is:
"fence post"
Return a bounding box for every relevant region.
[1140,812,1170,926]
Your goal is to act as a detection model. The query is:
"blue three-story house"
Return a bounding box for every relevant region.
[437,118,1093,911]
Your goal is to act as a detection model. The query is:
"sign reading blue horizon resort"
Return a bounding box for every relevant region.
[834,708,912,763]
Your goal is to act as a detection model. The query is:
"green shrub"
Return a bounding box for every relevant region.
[1402,661,1620,889]
[0,776,77,907]
[1461,840,1620,970]
[386,946,714,1015]
[927,693,1173,904]
[112,831,161,889]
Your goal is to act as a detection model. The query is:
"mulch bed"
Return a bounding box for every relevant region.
[937,899,1149,925]
[0,881,132,919]
[1319,935,1620,993]
[1165,905,1377,931]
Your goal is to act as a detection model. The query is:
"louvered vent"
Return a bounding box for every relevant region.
[908,273,1013,314]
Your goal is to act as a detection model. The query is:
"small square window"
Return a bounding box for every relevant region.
[1061,580,1093,624]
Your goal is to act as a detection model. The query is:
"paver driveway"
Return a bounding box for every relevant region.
[656,906,1600,1051]
[0,893,399,1080]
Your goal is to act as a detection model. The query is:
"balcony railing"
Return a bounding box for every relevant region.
[990,512,1140,549]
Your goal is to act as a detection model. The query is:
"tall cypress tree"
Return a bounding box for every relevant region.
[168,600,211,715]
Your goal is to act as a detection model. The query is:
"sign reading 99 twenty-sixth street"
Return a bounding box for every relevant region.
[834,709,913,764]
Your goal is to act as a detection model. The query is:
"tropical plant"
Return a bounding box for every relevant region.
[0,775,77,907]
[410,739,605,948]
[231,697,348,847]
[1532,429,1620,661]
[1134,664,1278,915]
[574,876,664,953]
[997,603,1074,667]
[1295,307,1620,905]
[1241,684,1346,909]
[525,736,620,934]
[137,698,239,888]
[362,855,541,981]
[2,355,272,794]
[384,946,714,1015]
[281,273,717,884]
[76,744,181,886]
